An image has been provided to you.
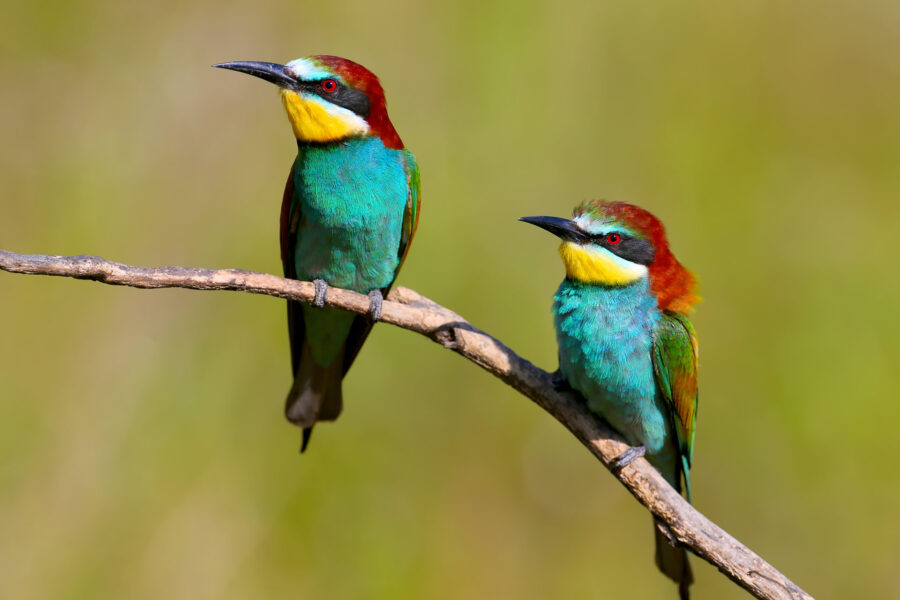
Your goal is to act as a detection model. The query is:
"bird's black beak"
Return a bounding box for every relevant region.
[213,61,296,88]
[519,216,588,243]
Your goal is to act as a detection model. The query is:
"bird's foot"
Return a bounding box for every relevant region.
[313,279,328,308]
[609,445,646,471]
[368,289,383,321]
[550,369,571,392]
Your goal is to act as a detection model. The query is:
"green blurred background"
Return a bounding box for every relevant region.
[1,0,898,598]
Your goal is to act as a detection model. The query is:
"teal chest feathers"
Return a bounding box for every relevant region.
[553,279,673,461]
[291,137,409,292]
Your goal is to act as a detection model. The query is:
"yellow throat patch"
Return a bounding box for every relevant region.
[558,241,647,285]
[280,90,369,143]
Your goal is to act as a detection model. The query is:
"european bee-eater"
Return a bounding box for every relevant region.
[215,56,420,451]
[521,201,699,599]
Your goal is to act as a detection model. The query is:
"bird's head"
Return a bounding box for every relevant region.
[214,55,403,149]
[521,200,698,313]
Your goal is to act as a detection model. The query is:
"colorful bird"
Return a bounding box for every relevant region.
[215,56,420,452]
[521,200,699,599]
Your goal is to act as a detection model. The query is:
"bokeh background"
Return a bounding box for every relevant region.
[2,0,898,598]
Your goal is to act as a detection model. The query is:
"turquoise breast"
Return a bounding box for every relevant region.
[291,136,408,292]
[554,279,676,477]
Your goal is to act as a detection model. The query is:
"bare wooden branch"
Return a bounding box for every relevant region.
[0,249,813,600]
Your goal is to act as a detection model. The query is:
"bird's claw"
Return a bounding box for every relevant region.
[368,289,383,321]
[609,445,646,471]
[313,279,328,308]
[551,369,571,392]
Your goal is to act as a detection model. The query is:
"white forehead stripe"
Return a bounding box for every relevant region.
[285,58,332,81]
[573,214,596,232]
[573,213,635,237]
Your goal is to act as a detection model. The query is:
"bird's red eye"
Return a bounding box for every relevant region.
[607,233,621,244]
[321,79,337,93]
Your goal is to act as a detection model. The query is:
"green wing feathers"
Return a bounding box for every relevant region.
[395,149,421,277]
[652,312,699,501]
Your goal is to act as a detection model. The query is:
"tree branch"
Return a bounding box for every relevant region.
[0,249,813,600]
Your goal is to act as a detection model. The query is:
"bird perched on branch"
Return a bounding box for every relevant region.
[215,55,420,452]
[521,201,699,599]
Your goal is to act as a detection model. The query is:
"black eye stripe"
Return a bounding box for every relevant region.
[295,79,371,118]
[590,232,656,265]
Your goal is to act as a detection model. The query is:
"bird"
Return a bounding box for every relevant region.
[520,200,699,599]
[214,55,421,452]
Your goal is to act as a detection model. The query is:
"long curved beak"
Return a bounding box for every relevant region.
[212,61,296,88]
[519,216,587,243]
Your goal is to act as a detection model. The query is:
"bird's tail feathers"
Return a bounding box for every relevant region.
[681,455,693,503]
[654,520,693,600]
[284,342,344,452]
